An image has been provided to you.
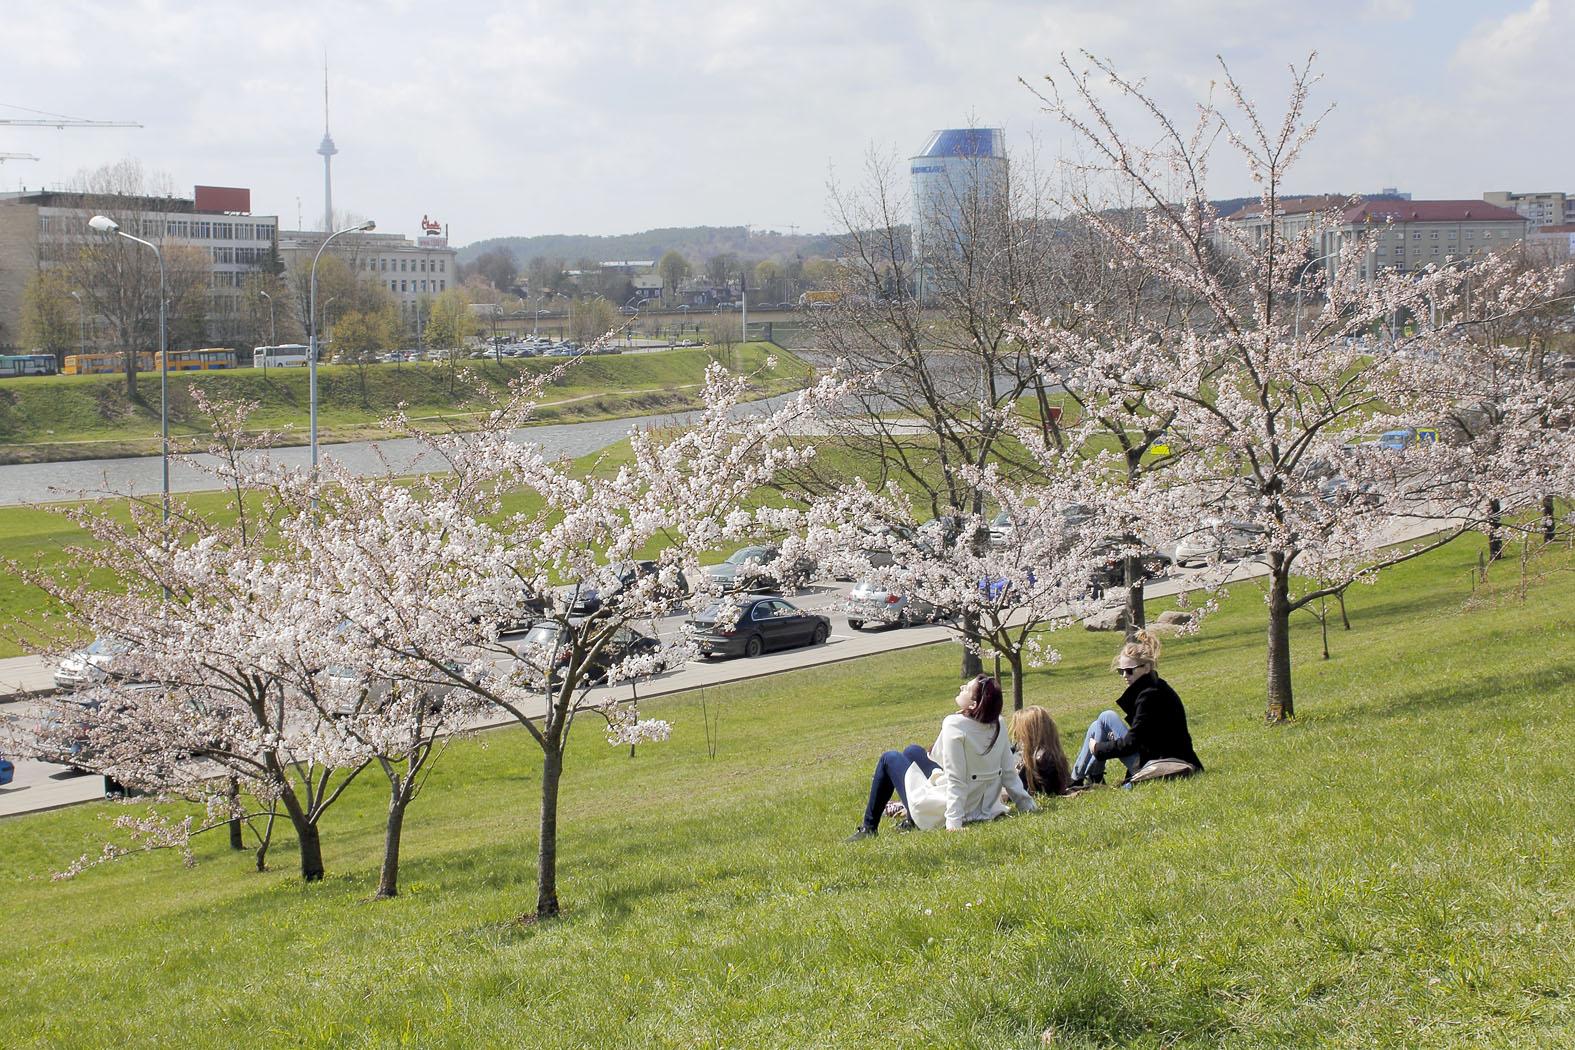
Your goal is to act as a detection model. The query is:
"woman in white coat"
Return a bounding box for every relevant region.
[846,675,1038,840]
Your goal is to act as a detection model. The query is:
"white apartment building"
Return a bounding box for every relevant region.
[278,217,457,330]
[1483,191,1575,229]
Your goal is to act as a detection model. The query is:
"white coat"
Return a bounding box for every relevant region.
[904,713,1038,831]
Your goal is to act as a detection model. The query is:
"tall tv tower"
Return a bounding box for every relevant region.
[316,59,337,233]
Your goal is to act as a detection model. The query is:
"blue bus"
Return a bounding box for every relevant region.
[0,353,59,378]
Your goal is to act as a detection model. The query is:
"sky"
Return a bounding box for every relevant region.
[2,0,1569,249]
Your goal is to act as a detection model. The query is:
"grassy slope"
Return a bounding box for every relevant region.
[0,537,1570,1048]
[0,343,805,460]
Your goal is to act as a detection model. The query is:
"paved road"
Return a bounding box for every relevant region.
[0,392,801,507]
[0,510,1457,818]
[0,551,1274,819]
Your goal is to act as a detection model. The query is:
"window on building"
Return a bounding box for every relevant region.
[1483,231,1494,239]
[193,221,211,239]
[440,261,446,272]
[1430,231,1439,239]
[400,259,407,272]
[214,222,233,239]
[439,280,445,291]
[400,280,407,292]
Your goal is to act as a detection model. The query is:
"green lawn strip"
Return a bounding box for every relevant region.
[0,537,1569,1047]
[0,343,808,460]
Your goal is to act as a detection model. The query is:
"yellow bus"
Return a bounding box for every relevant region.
[63,352,154,375]
[156,348,235,372]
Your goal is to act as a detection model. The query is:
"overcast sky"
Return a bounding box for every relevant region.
[3,0,1567,248]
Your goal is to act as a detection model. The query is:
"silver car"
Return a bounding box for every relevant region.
[1173,519,1267,568]
[53,636,133,690]
[844,579,942,630]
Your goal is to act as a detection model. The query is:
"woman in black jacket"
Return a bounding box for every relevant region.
[1070,630,1202,787]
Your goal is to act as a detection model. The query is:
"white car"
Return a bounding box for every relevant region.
[53,636,133,690]
[844,580,942,631]
[1173,519,1267,568]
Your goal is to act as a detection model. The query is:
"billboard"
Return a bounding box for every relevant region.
[194,185,251,214]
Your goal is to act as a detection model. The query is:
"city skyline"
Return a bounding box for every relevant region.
[2,0,1568,246]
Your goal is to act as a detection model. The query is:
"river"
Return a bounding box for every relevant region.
[0,394,799,507]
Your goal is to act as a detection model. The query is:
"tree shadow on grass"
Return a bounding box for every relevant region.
[1315,663,1575,730]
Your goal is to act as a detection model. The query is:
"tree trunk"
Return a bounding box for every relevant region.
[1265,564,1295,723]
[227,776,244,851]
[1124,553,1146,640]
[960,610,983,679]
[275,784,325,881]
[1318,596,1330,660]
[1006,652,1024,711]
[1543,494,1557,543]
[1337,589,1351,631]
[295,821,324,882]
[254,806,276,873]
[376,788,410,899]
[1487,498,1504,561]
[536,744,564,920]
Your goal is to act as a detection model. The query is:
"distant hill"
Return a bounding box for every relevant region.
[458,226,842,265]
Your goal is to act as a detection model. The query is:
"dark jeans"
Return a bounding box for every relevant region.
[861,743,939,830]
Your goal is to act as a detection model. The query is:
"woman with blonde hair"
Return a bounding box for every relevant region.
[1008,705,1072,796]
[1069,629,1203,788]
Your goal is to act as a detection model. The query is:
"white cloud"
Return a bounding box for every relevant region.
[0,1,1568,244]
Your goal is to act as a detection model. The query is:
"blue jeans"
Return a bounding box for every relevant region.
[861,743,939,830]
[1071,710,1141,786]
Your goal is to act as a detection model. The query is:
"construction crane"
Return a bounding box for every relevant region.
[1,104,141,162]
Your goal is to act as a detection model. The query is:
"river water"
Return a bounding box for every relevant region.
[0,394,799,507]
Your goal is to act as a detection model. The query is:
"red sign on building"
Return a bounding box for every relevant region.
[194,185,251,214]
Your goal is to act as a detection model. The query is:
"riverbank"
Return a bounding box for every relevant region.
[0,343,805,464]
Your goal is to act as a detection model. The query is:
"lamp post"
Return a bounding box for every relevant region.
[258,288,277,344]
[1293,247,1345,341]
[68,290,85,361]
[310,220,375,471]
[89,214,169,523]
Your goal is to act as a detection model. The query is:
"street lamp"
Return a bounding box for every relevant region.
[310,219,375,471]
[258,288,277,344]
[1293,246,1346,340]
[89,213,169,523]
[68,290,85,359]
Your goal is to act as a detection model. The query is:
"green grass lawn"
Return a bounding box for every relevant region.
[0,537,1570,1047]
[0,343,807,462]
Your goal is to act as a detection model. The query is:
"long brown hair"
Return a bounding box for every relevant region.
[1009,705,1071,794]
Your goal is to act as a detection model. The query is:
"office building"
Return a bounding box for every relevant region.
[0,185,277,348]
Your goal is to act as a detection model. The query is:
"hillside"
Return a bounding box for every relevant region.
[458,226,842,266]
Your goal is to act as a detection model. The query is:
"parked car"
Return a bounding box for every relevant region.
[831,523,915,581]
[514,620,665,685]
[499,592,549,633]
[844,579,941,630]
[703,545,814,592]
[988,511,1016,548]
[1173,519,1268,568]
[558,561,689,616]
[1317,475,1382,507]
[1088,538,1172,591]
[53,636,134,690]
[685,596,831,658]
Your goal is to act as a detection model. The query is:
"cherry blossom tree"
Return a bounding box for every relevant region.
[1029,53,1567,721]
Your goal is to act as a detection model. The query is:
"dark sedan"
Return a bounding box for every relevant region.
[558,561,690,616]
[515,620,666,686]
[685,596,831,658]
